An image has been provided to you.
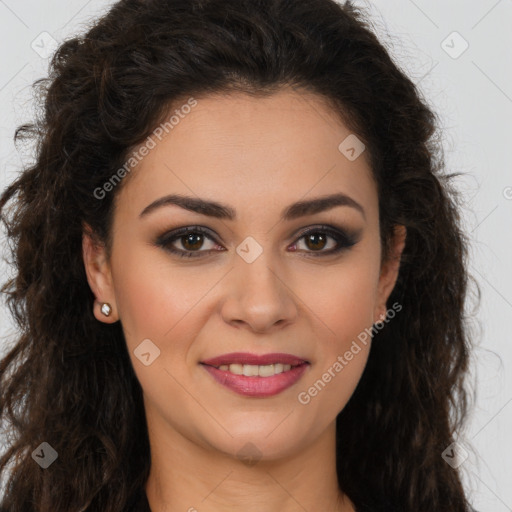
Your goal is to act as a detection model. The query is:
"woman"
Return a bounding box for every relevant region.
[0,0,478,510]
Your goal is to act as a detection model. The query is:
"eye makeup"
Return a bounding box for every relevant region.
[154,224,362,260]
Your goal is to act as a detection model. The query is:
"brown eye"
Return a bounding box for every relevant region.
[181,232,206,251]
[291,225,359,256]
[156,224,360,259]
[303,232,329,251]
[156,226,220,258]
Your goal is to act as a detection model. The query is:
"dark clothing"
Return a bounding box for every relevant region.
[125,487,478,511]
[125,487,150,511]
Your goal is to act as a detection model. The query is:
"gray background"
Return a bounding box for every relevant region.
[0,0,511,509]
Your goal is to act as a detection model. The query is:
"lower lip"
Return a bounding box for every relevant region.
[201,363,310,398]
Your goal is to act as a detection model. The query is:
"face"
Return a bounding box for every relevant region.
[83,88,405,462]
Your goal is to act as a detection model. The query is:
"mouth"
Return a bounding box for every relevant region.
[200,352,310,377]
[201,361,308,377]
[199,353,310,397]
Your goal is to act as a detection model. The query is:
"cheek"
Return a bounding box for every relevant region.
[111,254,216,411]
[296,283,373,423]
[296,253,380,346]
[110,245,210,357]
[293,253,378,410]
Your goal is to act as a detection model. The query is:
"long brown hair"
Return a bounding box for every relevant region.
[0,0,478,510]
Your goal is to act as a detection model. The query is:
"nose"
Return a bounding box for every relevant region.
[220,248,298,334]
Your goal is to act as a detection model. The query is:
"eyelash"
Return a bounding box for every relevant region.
[155,224,359,259]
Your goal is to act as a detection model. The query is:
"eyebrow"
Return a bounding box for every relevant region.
[139,192,366,221]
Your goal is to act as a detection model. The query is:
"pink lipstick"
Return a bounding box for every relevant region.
[200,352,310,398]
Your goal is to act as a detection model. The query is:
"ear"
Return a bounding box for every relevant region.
[374,224,406,323]
[82,223,118,323]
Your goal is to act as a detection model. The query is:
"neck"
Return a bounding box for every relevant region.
[144,416,355,512]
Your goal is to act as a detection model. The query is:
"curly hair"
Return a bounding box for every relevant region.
[0,0,478,510]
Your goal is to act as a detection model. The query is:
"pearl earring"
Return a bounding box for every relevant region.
[100,303,112,317]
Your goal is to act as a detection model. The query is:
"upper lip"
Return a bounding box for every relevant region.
[201,352,309,367]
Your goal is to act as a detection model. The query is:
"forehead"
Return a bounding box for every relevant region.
[115,88,378,224]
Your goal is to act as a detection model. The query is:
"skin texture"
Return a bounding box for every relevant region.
[83,88,406,512]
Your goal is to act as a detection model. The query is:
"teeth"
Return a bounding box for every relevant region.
[215,363,295,376]
[273,363,285,374]
[243,364,258,376]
